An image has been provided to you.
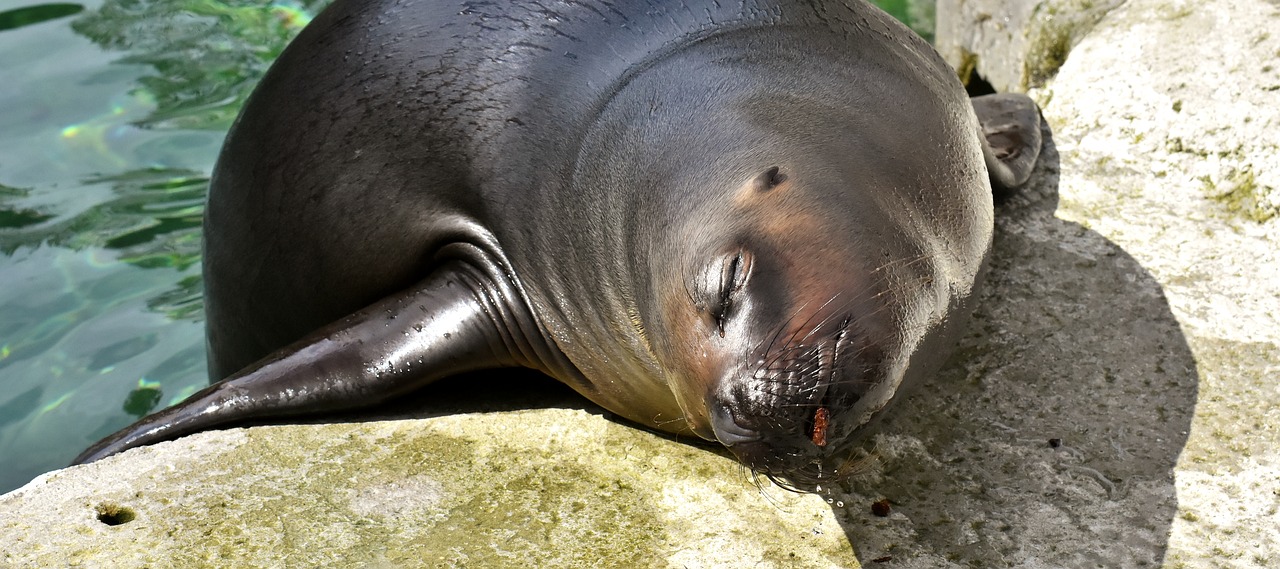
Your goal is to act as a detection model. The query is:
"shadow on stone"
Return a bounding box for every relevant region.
[312,368,738,461]
[829,124,1198,565]
[292,368,596,424]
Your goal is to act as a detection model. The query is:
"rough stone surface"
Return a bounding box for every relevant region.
[3,0,1278,567]
[1031,0,1280,565]
[936,0,1124,93]
[0,404,856,568]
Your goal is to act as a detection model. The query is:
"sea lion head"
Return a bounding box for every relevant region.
[631,94,991,488]
[645,156,960,488]
[587,38,991,488]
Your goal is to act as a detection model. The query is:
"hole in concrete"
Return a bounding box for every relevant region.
[95,503,137,526]
[965,72,997,97]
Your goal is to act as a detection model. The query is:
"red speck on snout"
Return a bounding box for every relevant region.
[811,407,830,447]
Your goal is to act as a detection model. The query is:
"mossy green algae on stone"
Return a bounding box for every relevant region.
[0,408,858,568]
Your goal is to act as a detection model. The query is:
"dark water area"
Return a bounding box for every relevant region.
[0,0,932,494]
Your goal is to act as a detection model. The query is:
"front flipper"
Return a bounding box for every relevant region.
[73,260,540,465]
[972,93,1044,194]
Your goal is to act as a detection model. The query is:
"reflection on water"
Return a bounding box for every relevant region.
[0,0,929,494]
[71,0,315,131]
[2,168,206,287]
[0,0,323,493]
[0,3,84,32]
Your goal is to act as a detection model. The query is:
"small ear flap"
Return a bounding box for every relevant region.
[971,93,1043,195]
[752,166,786,192]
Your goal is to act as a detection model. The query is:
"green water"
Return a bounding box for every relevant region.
[0,0,932,494]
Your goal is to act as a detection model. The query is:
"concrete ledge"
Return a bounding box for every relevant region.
[1,408,857,568]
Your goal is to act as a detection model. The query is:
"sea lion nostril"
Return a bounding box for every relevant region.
[709,401,760,446]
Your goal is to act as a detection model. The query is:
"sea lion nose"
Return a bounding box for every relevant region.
[709,401,761,446]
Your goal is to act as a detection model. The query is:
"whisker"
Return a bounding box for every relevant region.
[651,413,687,428]
[720,250,947,491]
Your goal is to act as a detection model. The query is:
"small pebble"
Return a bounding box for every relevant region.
[871,499,891,517]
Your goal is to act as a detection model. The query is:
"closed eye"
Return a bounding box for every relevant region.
[712,251,751,337]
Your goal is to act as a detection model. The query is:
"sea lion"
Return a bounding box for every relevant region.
[74,0,1042,487]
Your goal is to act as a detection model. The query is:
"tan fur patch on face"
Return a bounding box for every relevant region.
[654,273,718,437]
[733,171,831,244]
[652,168,884,439]
[731,170,791,208]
